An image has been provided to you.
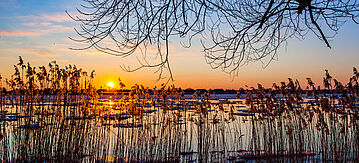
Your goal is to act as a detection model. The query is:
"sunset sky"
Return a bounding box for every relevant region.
[0,0,358,89]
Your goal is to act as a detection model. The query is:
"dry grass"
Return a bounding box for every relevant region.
[0,57,358,162]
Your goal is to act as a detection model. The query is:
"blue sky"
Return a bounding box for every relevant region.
[0,0,358,89]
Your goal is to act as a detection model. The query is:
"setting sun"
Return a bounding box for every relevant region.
[1,0,359,162]
[107,82,115,88]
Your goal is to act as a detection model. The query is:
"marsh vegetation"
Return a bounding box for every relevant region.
[0,57,358,162]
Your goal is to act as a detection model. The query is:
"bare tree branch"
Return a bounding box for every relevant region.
[69,0,359,81]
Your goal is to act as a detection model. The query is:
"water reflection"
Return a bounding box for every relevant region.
[0,93,358,162]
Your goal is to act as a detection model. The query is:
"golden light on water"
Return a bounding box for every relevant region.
[107,82,115,88]
[108,99,114,105]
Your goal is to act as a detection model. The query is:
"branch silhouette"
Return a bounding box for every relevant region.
[69,0,359,81]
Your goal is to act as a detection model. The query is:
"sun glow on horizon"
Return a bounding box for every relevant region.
[107,82,115,89]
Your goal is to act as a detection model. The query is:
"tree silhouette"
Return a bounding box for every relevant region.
[69,0,359,82]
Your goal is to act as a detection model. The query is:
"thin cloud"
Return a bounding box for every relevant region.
[40,22,52,26]
[0,24,72,37]
[16,48,59,57]
[0,30,39,36]
[18,13,72,23]
[50,25,72,30]
[3,13,74,38]
[23,22,52,27]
